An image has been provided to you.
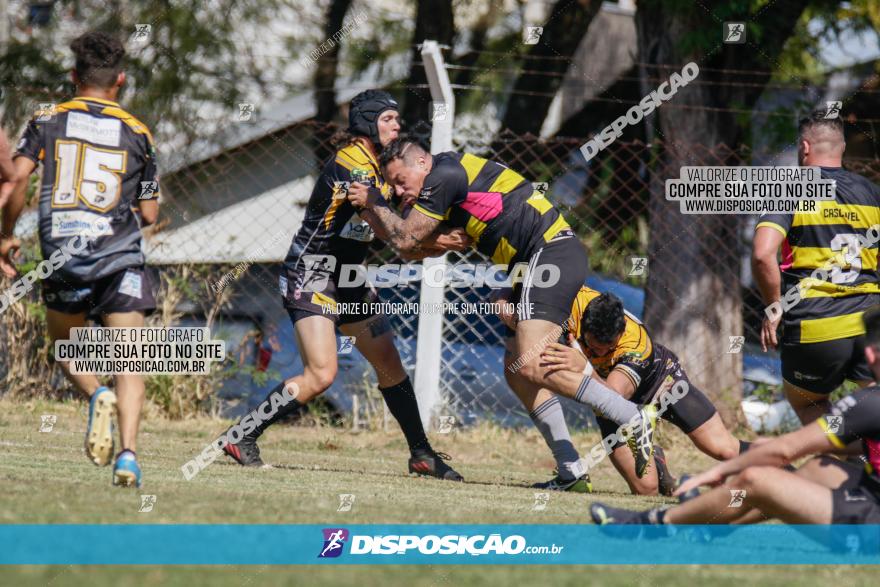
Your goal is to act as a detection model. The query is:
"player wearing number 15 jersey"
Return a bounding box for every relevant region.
[753,110,880,424]
[1,31,159,488]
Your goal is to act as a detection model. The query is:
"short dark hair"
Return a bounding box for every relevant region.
[582,293,626,343]
[70,31,125,89]
[798,109,845,142]
[863,305,880,350]
[379,136,428,168]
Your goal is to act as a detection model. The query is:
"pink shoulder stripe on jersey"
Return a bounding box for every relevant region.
[867,439,880,475]
[780,238,794,271]
[460,192,503,222]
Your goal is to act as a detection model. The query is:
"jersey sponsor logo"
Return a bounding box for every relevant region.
[844,489,868,502]
[339,214,375,242]
[793,370,823,382]
[118,271,143,299]
[65,112,122,147]
[332,181,350,200]
[823,208,859,222]
[50,211,114,239]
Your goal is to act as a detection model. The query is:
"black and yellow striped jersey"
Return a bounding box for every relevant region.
[411,152,571,267]
[757,166,880,344]
[566,286,675,394]
[15,96,159,283]
[285,139,393,270]
[818,388,880,498]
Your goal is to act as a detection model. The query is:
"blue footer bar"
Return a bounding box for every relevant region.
[2,525,879,564]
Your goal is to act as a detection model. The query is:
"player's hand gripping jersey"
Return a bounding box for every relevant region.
[16,97,159,283]
[411,152,571,268]
[284,140,393,272]
[280,140,394,324]
[757,167,880,344]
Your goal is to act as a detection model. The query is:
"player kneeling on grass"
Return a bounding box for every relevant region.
[526,290,747,495]
[220,90,468,480]
[591,304,880,526]
[348,137,658,477]
[0,32,158,487]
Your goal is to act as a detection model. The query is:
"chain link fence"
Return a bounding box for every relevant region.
[6,118,880,427]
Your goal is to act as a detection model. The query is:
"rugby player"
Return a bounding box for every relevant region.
[347,138,658,476]
[525,289,747,495]
[221,90,468,480]
[1,32,159,487]
[590,304,880,526]
[753,110,880,424]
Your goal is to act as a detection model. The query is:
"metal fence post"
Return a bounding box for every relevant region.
[413,40,454,428]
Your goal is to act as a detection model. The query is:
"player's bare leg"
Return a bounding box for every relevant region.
[47,309,118,466]
[503,337,587,489]
[783,379,832,425]
[221,315,334,467]
[103,311,146,453]
[46,309,102,396]
[665,467,833,524]
[291,315,339,403]
[606,444,660,495]
[686,413,740,461]
[783,379,871,426]
[342,315,462,480]
[503,337,554,412]
[340,315,406,387]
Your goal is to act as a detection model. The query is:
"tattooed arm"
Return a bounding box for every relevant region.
[397,227,472,261]
[360,200,440,254]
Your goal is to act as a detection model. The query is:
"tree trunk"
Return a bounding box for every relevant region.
[313,0,353,164]
[402,0,455,126]
[635,0,807,424]
[500,0,601,135]
[314,0,354,124]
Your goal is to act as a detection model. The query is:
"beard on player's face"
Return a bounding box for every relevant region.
[386,160,425,199]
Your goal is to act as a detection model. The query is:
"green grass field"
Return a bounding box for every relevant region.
[1,397,877,585]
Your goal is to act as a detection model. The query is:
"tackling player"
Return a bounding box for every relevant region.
[533,289,747,494]
[590,304,880,526]
[347,138,658,476]
[753,110,880,424]
[220,91,468,480]
[1,32,159,487]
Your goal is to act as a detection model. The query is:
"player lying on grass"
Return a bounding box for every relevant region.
[499,288,747,494]
[753,110,879,426]
[1,32,158,487]
[590,304,880,526]
[220,91,468,480]
[347,137,658,476]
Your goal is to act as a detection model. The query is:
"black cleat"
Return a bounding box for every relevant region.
[408,451,463,481]
[654,446,677,497]
[223,434,264,467]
